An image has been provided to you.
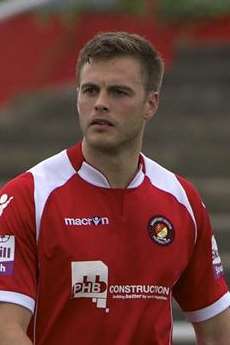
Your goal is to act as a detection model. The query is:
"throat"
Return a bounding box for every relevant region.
[82,141,140,188]
[105,165,140,189]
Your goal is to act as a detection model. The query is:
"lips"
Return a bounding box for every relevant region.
[90,119,114,127]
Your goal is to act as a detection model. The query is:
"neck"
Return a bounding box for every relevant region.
[82,139,141,188]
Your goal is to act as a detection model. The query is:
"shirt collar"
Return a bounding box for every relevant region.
[77,161,145,189]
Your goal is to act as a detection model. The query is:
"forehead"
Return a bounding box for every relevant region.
[79,56,144,87]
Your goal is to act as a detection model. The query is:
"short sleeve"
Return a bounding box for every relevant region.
[0,173,37,313]
[173,176,230,322]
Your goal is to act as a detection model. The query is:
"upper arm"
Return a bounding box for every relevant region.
[193,308,230,344]
[0,174,37,314]
[0,302,33,344]
[0,302,32,331]
[173,177,230,321]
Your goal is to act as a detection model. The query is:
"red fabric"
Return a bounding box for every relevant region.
[0,144,229,344]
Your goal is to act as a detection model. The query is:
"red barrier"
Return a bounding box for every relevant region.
[0,12,229,105]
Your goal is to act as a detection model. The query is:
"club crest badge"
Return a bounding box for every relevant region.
[148,216,174,246]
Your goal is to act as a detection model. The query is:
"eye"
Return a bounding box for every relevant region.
[81,86,98,96]
[111,88,129,97]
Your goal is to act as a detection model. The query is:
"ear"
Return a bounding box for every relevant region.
[144,91,159,121]
[76,87,80,114]
[76,87,79,101]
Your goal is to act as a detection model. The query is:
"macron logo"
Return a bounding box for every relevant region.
[65,216,109,227]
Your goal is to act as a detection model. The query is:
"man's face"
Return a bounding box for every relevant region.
[77,56,158,153]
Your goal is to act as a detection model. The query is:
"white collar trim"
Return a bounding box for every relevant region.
[77,161,144,189]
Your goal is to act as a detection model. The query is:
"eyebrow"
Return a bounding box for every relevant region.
[80,82,134,94]
[80,82,99,89]
[109,85,134,93]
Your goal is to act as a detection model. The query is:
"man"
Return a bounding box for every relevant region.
[0,32,229,345]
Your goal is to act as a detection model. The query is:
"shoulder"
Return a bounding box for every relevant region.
[0,172,34,204]
[29,143,82,184]
[142,154,202,203]
[0,145,78,213]
[27,146,83,202]
[142,154,205,231]
[0,172,35,231]
[1,148,73,196]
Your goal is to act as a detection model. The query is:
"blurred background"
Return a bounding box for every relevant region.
[0,0,230,344]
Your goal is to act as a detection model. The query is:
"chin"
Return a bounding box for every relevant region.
[86,135,120,153]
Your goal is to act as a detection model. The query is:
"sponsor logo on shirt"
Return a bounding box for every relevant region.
[65,216,109,227]
[212,235,224,278]
[148,216,174,246]
[72,261,109,312]
[0,194,14,217]
[0,235,15,275]
[110,284,170,301]
[71,260,170,313]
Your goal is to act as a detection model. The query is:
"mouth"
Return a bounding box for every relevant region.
[90,119,114,127]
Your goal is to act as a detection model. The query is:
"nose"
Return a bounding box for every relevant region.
[94,91,109,112]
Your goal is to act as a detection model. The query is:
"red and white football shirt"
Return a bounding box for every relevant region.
[0,143,229,345]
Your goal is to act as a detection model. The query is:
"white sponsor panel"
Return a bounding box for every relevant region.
[212,235,224,278]
[71,260,170,313]
[0,235,15,262]
[72,261,109,311]
[0,235,15,275]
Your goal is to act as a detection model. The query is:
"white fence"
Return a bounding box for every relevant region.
[173,321,195,343]
[0,0,52,21]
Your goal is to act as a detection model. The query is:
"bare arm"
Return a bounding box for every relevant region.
[193,308,230,345]
[0,302,32,345]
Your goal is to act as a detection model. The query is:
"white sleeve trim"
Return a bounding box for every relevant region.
[0,290,35,313]
[185,291,230,322]
[29,149,76,240]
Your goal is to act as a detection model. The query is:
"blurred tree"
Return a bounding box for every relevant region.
[157,0,230,22]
